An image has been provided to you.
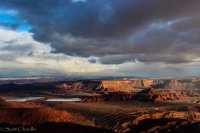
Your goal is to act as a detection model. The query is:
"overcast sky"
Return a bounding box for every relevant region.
[0,0,200,78]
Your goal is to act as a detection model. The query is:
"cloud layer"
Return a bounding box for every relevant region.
[0,28,199,78]
[0,0,200,78]
[0,28,119,78]
[1,0,200,65]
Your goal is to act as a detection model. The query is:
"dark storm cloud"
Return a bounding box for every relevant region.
[1,0,200,64]
[88,58,97,64]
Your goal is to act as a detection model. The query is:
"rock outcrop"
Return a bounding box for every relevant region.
[0,107,72,125]
[81,88,186,103]
[97,111,200,133]
[134,88,185,102]
[0,78,199,98]
[81,92,135,102]
[56,78,200,94]
[114,112,200,133]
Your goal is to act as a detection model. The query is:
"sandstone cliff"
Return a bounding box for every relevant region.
[1,78,199,97]
[56,78,200,94]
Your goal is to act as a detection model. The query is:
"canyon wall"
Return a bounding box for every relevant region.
[98,78,200,93]
[1,78,199,96]
[55,78,200,94]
